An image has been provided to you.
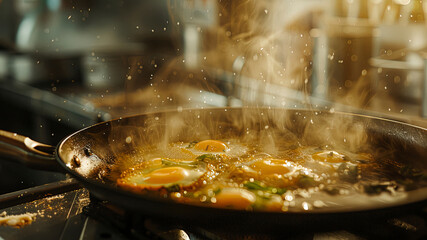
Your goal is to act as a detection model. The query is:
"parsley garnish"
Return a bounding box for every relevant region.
[165,184,180,192]
[196,154,221,161]
[161,158,198,168]
[243,180,287,195]
[186,141,199,148]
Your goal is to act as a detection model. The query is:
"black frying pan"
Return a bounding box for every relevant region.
[1,108,426,232]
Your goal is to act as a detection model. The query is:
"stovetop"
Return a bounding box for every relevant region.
[1,179,427,240]
[0,65,426,239]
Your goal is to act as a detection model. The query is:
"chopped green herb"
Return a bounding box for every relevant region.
[244,181,267,191]
[161,159,176,166]
[165,184,180,192]
[186,141,199,148]
[243,180,287,195]
[161,159,198,168]
[213,188,222,195]
[196,154,221,161]
[272,187,287,195]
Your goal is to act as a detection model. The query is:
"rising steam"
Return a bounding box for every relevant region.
[98,0,385,164]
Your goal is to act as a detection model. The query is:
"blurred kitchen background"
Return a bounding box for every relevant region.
[0,0,426,193]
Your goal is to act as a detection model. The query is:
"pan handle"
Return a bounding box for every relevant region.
[0,130,62,172]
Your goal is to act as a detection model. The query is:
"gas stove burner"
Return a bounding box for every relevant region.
[82,194,271,240]
[1,180,427,240]
[81,197,427,240]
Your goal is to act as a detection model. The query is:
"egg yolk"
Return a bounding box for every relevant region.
[312,151,345,163]
[251,159,290,175]
[194,140,228,152]
[144,167,189,184]
[214,188,256,209]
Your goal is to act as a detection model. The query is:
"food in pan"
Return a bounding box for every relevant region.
[117,139,427,212]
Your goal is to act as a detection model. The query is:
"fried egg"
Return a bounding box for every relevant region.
[117,158,206,191]
[303,150,348,174]
[249,158,293,176]
[239,154,299,178]
[229,154,314,189]
[212,188,256,209]
[116,139,400,213]
[312,150,345,163]
[256,194,284,212]
[171,139,248,159]
[194,140,229,152]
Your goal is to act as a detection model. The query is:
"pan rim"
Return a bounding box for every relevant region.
[55,107,427,217]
